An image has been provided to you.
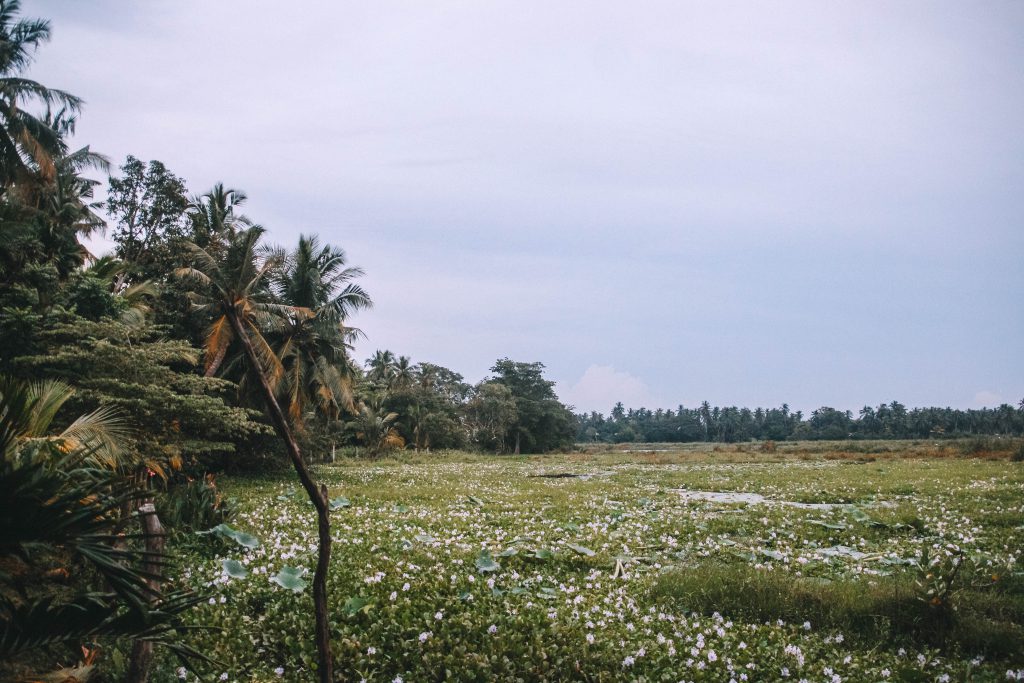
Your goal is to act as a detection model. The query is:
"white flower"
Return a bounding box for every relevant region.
[435,610,444,621]
[880,669,890,678]
[176,667,187,679]
[622,655,635,668]
[802,621,811,630]
[219,675,228,681]
[402,582,411,591]
[708,650,718,662]
[419,630,432,642]
[274,667,284,677]
[393,676,403,683]
[367,646,376,655]
[586,633,595,644]
[389,591,397,601]
[488,624,498,634]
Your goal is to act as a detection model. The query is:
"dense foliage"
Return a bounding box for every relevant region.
[577,400,1024,444]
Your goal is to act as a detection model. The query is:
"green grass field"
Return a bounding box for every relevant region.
[156,443,1024,682]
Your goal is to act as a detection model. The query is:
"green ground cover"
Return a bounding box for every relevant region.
[156,449,1024,682]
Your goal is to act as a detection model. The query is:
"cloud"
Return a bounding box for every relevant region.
[558,365,656,414]
[973,390,1003,407]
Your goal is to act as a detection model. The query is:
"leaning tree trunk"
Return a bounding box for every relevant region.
[227,312,334,683]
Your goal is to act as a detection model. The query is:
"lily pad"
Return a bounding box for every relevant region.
[565,543,596,557]
[342,595,371,616]
[475,550,501,573]
[270,566,307,592]
[198,523,260,549]
[221,558,248,579]
[807,519,848,530]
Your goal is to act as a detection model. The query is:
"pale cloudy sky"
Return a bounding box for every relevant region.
[32,1,1024,414]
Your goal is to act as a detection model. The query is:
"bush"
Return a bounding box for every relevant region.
[156,474,236,532]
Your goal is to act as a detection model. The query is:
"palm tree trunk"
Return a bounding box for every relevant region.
[226,311,333,683]
[204,341,229,378]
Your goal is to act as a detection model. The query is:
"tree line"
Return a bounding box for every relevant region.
[577,400,1024,443]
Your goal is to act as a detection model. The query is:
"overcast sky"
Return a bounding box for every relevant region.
[31,1,1024,414]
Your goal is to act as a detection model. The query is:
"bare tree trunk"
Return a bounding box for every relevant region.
[126,502,164,683]
[227,312,334,683]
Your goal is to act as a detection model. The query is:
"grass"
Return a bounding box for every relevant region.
[650,561,1024,659]
[140,441,1023,682]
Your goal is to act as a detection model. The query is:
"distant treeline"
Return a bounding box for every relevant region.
[576,401,1024,443]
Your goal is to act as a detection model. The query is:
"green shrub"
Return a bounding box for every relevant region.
[156,474,236,532]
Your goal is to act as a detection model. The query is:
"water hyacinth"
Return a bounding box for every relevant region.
[151,455,1022,681]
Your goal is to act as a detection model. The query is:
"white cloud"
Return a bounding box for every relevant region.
[558,365,656,414]
[973,390,1003,407]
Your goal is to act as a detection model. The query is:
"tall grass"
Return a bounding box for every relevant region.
[650,563,1024,660]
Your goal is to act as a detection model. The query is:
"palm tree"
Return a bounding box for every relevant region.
[348,396,402,457]
[365,349,396,386]
[390,355,415,392]
[186,183,250,253]
[0,0,82,189]
[178,224,282,378]
[271,235,370,428]
[0,376,204,679]
[176,226,335,682]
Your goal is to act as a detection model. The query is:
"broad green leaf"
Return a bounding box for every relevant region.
[566,543,596,557]
[270,566,307,592]
[845,505,872,524]
[414,533,435,543]
[199,523,260,549]
[467,495,485,507]
[807,519,847,530]
[498,547,518,557]
[393,504,409,513]
[221,558,248,579]
[532,548,555,560]
[342,595,371,616]
[475,550,501,573]
[760,549,785,561]
[329,496,351,510]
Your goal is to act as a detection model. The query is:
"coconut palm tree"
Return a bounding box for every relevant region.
[176,226,335,682]
[186,183,251,253]
[0,0,82,189]
[365,349,396,385]
[271,234,370,426]
[348,396,402,457]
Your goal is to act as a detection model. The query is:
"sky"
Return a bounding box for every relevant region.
[30,0,1024,414]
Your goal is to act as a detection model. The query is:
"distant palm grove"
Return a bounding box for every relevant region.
[576,400,1024,443]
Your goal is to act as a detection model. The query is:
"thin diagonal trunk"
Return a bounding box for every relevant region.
[226,310,333,683]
